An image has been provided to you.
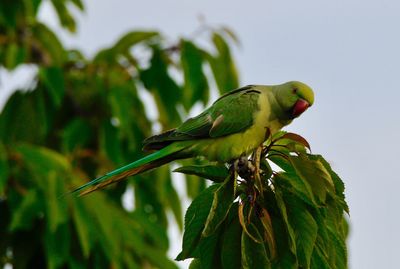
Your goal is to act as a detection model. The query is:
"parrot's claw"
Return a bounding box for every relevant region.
[236,156,255,179]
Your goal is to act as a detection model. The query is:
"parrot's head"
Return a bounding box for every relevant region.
[275,81,314,119]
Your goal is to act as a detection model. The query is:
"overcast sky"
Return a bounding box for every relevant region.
[2,0,399,268]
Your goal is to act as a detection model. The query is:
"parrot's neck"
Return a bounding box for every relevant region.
[264,90,293,131]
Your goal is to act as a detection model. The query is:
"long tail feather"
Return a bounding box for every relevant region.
[71,142,190,196]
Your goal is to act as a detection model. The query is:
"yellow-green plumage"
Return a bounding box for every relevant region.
[72,81,314,195]
[186,88,283,162]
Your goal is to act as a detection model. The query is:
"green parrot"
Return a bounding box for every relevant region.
[72,81,314,195]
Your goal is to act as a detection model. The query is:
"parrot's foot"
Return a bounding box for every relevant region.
[236,156,255,180]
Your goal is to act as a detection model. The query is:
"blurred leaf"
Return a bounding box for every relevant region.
[0,89,51,144]
[43,172,68,232]
[5,43,26,69]
[205,32,238,94]
[39,66,65,107]
[0,143,8,195]
[157,165,183,230]
[9,190,42,231]
[62,119,92,153]
[45,222,70,269]
[220,26,241,46]
[132,211,169,252]
[140,47,181,127]
[0,0,21,28]
[94,31,158,63]
[99,119,125,165]
[176,184,219,260]
[113,31,159,54]
[16,143,70,176]
[51,0,77,32]
[32,23,66,65]
[71,198,93,258]
[189,259,202,269]
[180,40,209,109]
[70,0,84,11]
[174,164,228,183]
[185,173,207,199]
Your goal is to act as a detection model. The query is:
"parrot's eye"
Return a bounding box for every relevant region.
[292,88,298,94]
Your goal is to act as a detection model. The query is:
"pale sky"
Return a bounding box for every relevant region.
[2,0,400,268]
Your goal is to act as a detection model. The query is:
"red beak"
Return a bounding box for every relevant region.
[292,99,310,117]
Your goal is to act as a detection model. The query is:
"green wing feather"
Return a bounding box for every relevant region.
[143,85,261,150]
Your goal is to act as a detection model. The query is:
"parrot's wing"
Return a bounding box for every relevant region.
[143,85,261,150]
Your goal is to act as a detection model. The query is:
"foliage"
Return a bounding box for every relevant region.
[175,131,349,269]
[0,1,239,268]
[0,1,349,269]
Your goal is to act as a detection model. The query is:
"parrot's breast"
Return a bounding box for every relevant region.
[188,91,285,162]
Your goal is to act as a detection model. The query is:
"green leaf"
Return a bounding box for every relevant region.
[259,208,276,259]
[45,222,70,269]
[273,187,297,256]
[318,155,349,213]
[326,227,347,269]
[43,172,68,232]
[274,173,316,207]
[180,40,209,108]
[174,164,228,183]
[131,211,169,252]
[51,0,77,32]
[9,190,43,231]
[285,195,318,268]
[94,31,158,63]
[289,154,335,204]
[62,119,92,153]
[185,173,207,199]
[205,32,238,94]
[202,176,235,236]
[176,184,219,260]
[140,47,182,127]
[70,0,84,11]
[99,119,125,165]
[0,88,50,144]
[189,259,202,269]
[113,31,159,54]
[220,26,241,46]
[157,166,183,230]
[39,67,65,107]
[0,143,8,195]
[241,223,271,269]
[5,43,26,69]
[16,143,70,176]
[197,228,222,269]
[0,0,20,28]
[32,23,66,65]
[310,245,333,269]
[279,132,311,152]
[71,198,93,258]
[221,204,242,269]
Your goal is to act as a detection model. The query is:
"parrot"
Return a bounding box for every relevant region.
[72,81,314,195]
